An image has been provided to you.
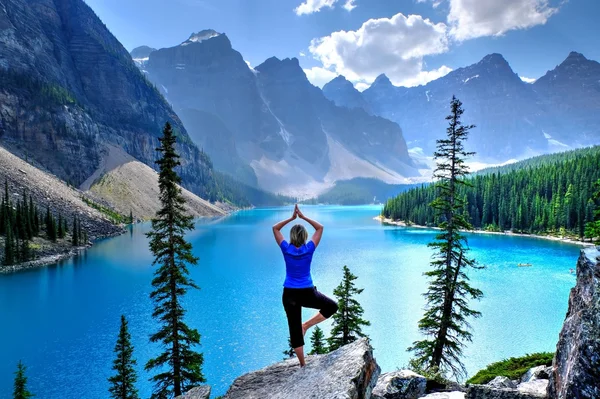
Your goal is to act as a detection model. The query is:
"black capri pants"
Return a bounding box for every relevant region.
[282,286,338,348]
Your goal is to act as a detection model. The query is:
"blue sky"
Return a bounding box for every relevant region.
[85,0,600,89]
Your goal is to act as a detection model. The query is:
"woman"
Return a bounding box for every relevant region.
[272,204,338,367]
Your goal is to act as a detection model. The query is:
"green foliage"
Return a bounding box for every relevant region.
[408,96,483,380]
[405,358,448,385]
[309,326,328,355]
[72,216,80,247]
[82,197,127,224]
[328,265,370,351]
[384,146,600,239]
[467,352,554,385]
[108,315,139,399]
[283,338,296,360]
[308,178,417,205]
[4,218,16,266]
[1,184,37,266]
[145,123,205,398]
[13,361,33,399]
[584,179,600,244]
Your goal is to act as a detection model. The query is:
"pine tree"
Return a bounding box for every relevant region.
[309,326,327,355]
[72,216,79,246]
[145,122,205,398]
[328,265,370,352]
[408,96,483,380]
[13,361,33,399]
[57,214,64,239]
[283,338,296,360]
[584,179,600,244]
[129,210,134,224]
[19,238,31,263]
[4,218,15,266]
[108,315,139,399]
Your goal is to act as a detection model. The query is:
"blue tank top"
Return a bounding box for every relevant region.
[280,240,316,288]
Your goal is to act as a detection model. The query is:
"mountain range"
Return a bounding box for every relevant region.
[133,31,417,197]
[1,0,599,202]
[324,52,600,162]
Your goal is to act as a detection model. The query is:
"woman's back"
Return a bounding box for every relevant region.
[280,240,316,288]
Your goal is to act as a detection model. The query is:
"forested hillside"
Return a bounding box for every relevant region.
[382,146,600,238]
[306,178,417,205]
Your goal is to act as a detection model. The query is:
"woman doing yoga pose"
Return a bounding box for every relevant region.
[272,205,338,367]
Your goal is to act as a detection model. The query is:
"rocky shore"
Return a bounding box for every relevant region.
[374,216,595,247]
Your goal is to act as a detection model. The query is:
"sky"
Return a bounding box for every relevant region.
[85,0,600,90]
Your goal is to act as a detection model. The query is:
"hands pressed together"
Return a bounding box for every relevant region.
[292,204,305,220]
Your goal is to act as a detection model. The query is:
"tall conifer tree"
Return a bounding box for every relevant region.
[328,265,370,351]
[108,315,139,399]
[408,96,483,379]
[4,218,15,266]
[145,122,204,398]
[13,361,33,399]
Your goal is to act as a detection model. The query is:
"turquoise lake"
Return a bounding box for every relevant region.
[0,206,582,398]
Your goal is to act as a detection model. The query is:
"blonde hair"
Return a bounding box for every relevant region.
[290,224,308,247]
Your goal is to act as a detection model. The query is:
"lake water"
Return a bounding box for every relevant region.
[0,206,581,398]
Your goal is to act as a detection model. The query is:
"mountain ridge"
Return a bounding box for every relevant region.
[137,31,417,197]
[328,51,600,161]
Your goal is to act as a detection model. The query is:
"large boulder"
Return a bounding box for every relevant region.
[174,386,211,399]
[547,247,600,399]
[223,338,380,399]
[488,376,517,389]
[371,370,427,399]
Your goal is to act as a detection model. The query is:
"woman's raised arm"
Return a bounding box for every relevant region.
[272,207,298,246]
[295,205,323,248]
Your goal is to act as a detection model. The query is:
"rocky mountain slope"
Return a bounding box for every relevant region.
[533,52,600,146]
[324,52,600,163]
[0,0,217,200]
[136,31,417,197]
[85,145,226,221]
[0,145,123,271]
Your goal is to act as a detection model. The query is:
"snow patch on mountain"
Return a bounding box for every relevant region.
[182,30,220,46]
[463,75,479,83]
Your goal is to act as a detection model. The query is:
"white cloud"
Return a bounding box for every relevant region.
[447,0,558,40]
[520,76,536,83]
[294,0,337,15]
[308,13,451,87]
[299,52,306,57]
[343,0,357,11]
[294,0,356,15]
[355,82,370,92]
[304,67,339,88]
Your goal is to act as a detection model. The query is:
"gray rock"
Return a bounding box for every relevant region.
[517,380,548,396]
[223,338,380,399]
[521,366,549,383]
[175,385,211,399]
[371,370,426,399]
[421,392,465,399]
[547,247,600,399]
[466,385,545,399]
[488,376,517,389]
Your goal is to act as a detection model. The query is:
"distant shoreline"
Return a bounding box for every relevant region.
[374,215,596,247]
